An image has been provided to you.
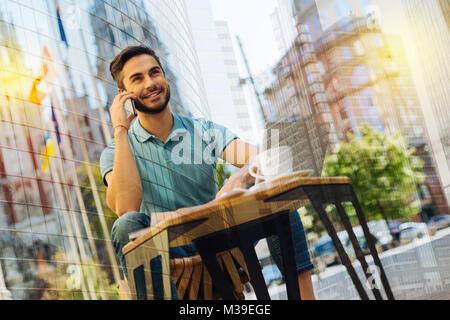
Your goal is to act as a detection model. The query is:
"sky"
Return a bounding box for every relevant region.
[209,0,280,77]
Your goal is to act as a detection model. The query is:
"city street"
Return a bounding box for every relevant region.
[245,227,450,300]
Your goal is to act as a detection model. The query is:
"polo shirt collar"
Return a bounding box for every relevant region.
[132,112,188,143]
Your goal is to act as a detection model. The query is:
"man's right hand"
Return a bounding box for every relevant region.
[106,91,144,216]
[110,91,138,130]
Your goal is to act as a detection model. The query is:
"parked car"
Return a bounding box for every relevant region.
[366,219,394,251]
[311,219,393,269]
[388,220,402,243]
[399,222,428,244]
[311,234,340,270]
[427,215,450,235]
[261,263,283,286]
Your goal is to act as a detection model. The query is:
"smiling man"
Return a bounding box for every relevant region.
[100,46,315,300]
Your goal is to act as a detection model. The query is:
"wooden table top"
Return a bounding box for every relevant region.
[123,175,352,255]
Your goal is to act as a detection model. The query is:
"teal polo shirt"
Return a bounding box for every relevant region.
[100,112,238,216]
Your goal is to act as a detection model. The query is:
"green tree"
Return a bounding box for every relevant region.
[216,159,235,190]
[322,125,425,222]
[76,161,118,298]
[77,161,117,238]
[40,250,119,300]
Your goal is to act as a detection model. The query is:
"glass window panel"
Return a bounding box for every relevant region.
[0,201,14,228]
[7,175,25,204]
[46,205,63,231]
[29,205,47,233]
[94,1,107,19]
[46,235,64,258]
[0,1,8,17]
[57,210,71,237]
[20,4,37,32]
[13,204,31,232]
[16,232,35,259]
[6,1,24,27]
[120,0,129,16]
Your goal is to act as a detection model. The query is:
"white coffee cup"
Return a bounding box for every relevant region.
[249,146,293,184]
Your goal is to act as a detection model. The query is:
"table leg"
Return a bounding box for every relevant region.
[193,212,299,301]
[349,188,395,300]
[194,240,237,300]
[274,214,301,300]
[304,187,369,300]
[239,241,271,300]
[335,202,383,300]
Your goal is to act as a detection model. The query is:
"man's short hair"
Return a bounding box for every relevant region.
[109,45,165,90]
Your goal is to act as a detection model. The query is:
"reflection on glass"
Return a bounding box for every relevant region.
[0,0,210,299]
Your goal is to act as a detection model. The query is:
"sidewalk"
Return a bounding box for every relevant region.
[415,290,450,300]
[244,228,450,300]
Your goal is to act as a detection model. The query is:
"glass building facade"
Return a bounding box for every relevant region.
[0,0,211,299]
[402,0,450,204]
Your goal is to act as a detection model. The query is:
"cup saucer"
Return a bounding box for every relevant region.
[267,170,313,184]
[218,188,247,200]
[248,182,268,191]
[249,170,314,191]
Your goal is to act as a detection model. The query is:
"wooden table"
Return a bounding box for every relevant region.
[123,174,394,300]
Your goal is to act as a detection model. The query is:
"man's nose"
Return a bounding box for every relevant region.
[142,74,157,90]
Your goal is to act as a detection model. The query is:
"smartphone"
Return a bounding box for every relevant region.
[124,99,137,116]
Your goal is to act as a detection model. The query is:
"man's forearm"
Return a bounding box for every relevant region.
[107,127,143,216]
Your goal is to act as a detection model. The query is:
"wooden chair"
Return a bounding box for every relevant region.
[118,247,249,300]
[170,248,249,300]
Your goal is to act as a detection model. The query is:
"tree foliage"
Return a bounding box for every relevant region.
[322,125,425,222]
[77,161,117,238]
[39,250,119,300]
[216,159,234,190]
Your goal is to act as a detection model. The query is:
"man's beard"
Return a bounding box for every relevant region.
[135,85,171,115]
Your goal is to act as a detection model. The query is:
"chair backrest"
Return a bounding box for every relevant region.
[119,248,249,300]
[170,248,249,300]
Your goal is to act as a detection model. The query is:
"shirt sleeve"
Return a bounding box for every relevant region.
[99,139,115,186]
[199,119,239,161]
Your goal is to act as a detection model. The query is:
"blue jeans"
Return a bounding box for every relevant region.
[111,211,313,299]
[265,211,314,275]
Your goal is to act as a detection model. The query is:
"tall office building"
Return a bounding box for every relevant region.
[184,0,256,142]
[214,21,254,142]
[400,0,450,204]
[184,0,237,132]
[271,0,298,57]
[0,0,214,300]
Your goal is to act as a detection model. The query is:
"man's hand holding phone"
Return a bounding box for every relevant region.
[110,91,138,133]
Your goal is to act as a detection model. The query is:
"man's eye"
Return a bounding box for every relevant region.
[132,77,141,82]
